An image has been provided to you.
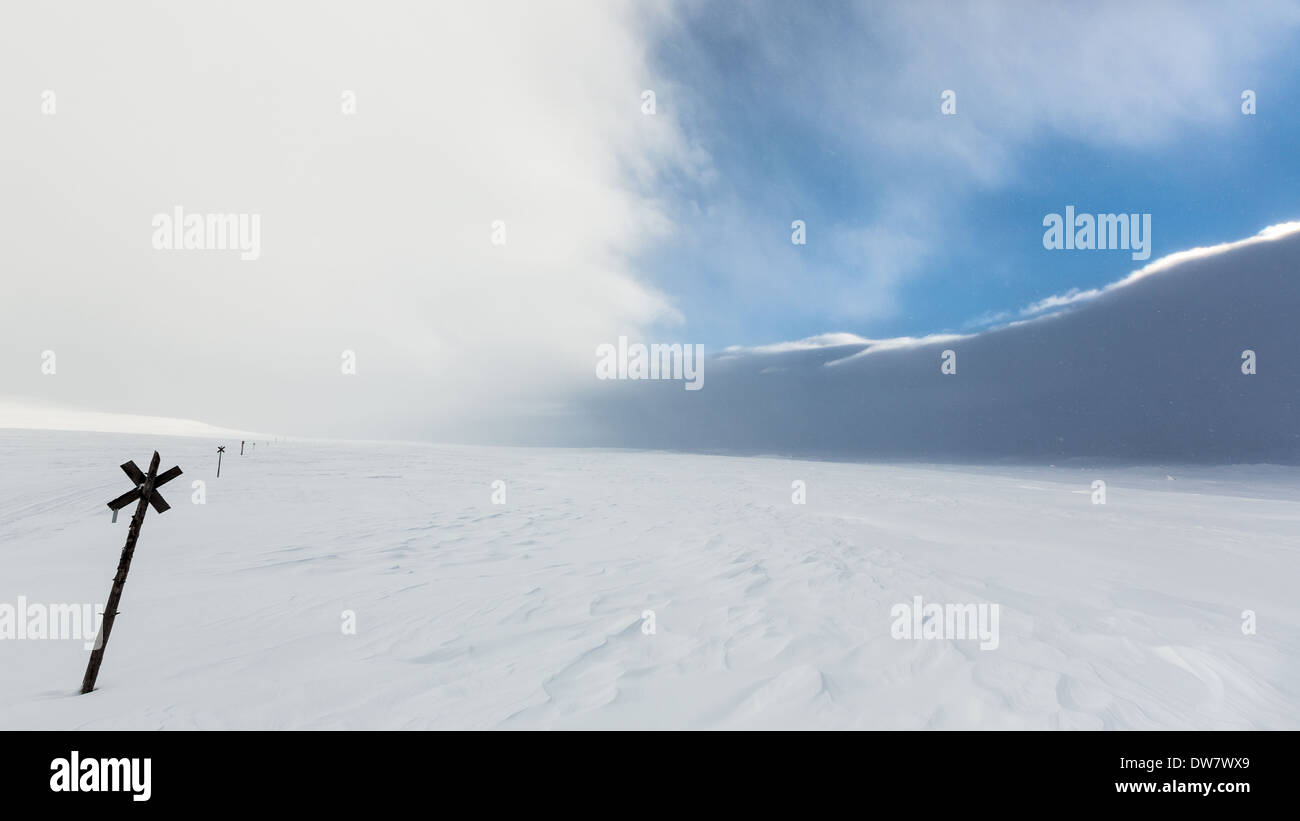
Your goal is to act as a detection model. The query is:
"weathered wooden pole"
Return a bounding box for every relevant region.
[82,451,181,694]
[240,440,246,455]
[217,445,225,477]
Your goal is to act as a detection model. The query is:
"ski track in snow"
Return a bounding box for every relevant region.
[1,429,1298,729]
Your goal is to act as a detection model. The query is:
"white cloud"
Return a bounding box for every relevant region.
[0,1,698,438]
[850,0,1300,178]
[722,332,871,356]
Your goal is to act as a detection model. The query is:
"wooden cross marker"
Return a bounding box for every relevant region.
[82,451,182,695]
[217,446,225,477]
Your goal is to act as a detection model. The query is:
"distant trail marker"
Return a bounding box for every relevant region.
[240,440,246,455]
[82,451,182,695]
[217,445,225,477]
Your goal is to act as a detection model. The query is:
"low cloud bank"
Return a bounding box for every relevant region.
[544,227,1300,464]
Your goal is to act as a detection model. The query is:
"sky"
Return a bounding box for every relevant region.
[640,0,1300,345]
[2,1,1299,441]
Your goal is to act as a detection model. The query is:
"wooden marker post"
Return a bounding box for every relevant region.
[217,445,225,477]
[82,451,182,694]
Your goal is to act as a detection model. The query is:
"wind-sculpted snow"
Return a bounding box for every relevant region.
[2,431,1296,729]
[565,230,1300,463]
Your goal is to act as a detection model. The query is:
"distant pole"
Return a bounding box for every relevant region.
[82,451,182,695]
[216,446,225,477]
[240,440,245,455]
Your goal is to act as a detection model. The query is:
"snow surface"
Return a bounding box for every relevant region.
[2,428,1298,729]
[0,398,267,440]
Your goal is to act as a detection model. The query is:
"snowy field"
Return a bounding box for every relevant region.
[1,428,1298,730]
